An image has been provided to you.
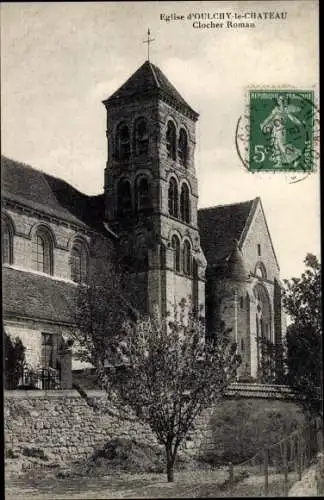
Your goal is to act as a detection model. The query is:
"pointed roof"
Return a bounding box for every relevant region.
[225,240,250,281]
[103,60,198,120]
[198,199,257,266]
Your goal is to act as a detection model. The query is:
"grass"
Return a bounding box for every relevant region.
[5,466,300,499]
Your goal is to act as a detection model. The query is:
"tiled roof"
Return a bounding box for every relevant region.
[104,60,198,117]
[198,199,256,266]
[1,156,109,235]
[2,267,77,324]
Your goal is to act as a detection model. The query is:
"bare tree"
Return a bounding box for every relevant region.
[76,294,241,482]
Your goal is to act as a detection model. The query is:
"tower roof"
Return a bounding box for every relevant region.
[103,60,198,120]
[225,240,250,281]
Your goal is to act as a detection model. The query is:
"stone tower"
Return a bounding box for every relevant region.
[103,60,206,317]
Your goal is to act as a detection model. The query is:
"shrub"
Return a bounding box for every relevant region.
[4,333,25,389]
[199,399,306,465]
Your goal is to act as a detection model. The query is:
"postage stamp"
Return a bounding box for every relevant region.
[247,89,316,172]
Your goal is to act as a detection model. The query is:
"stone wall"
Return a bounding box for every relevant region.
[4,385,296,464]
[4,390,160,462]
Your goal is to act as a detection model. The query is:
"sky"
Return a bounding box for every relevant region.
[1,1,320,281]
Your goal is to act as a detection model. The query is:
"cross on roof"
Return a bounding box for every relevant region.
[143,28,155,61]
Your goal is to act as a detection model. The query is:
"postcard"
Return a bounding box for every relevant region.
[2,1,321,498]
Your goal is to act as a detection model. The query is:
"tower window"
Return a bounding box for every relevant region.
[180,183,190,223]
[240,296,244,309]
[178,128,188,167]
[168,177,178,218]
[183,240,192,276]
[136,177,150,211]
[117,179,132,215]
[166,121,176,160]
[171,234,181,272]
[1,217,13,264]
[134,118,149,156]
[32,227,53,275]
[116,123,130,161]
[257,244,261,256]
[70,241,88,284]
[241,338,245,351]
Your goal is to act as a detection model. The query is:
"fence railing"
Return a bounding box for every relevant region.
[224,416,323,497]
[5,367,62,390]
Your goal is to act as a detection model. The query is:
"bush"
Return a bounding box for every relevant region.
[199,399,306,466]
[4,333,25,389]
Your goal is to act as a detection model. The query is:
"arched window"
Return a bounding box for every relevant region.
[70,241,88,283]
[183,240,192,276]
[116,122,130,161]
[180,183,190,223]
[178,128,188,167]
[254,283,272,342]
[136,177,150,211]
[171,234,181,272]
[166,121,176,160]
[1,217,13,264]
[255,262,267,280]
[134,118,149,155]
[168,177,178,218]
[117,179,132,215]
[32,227,53,275]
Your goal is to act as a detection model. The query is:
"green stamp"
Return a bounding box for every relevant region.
[249,90,315,172]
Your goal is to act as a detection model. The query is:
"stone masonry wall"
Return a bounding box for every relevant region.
[4,390,212,463]
[4,385,295,464]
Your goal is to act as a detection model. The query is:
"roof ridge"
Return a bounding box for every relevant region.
[198,198,257,211]
[148,61,160,88]
[5,264,78,286]
[2,155,99,199]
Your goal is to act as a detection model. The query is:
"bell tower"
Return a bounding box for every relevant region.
[103,59,206,317]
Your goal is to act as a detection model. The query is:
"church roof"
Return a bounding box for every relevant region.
[2,267,77,324]
[1,156,111,236]
[104,60,198,119]
[198,199,257,266]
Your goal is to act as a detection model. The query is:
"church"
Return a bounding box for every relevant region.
[2,59,286,388]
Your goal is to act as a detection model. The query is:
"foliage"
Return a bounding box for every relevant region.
[74,283,240,482]
[4,332,25,389]
[72,263,139,368]
[202,399,305,466]
[285,323,322,415]
[282,253,322,416]
[257,337,285,385]
[283,253,321,332]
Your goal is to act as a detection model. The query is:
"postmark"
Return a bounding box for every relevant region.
[235,88,320,178]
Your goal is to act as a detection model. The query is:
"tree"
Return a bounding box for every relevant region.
[75,281,240,482]
[282,253,322,416]
[4,332,26,389]
[72,262,141,368]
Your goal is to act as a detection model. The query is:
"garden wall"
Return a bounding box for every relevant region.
[4,390,213,462]
[4,385,301,464]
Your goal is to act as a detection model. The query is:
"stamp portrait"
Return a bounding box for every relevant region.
[248,90,316,172]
